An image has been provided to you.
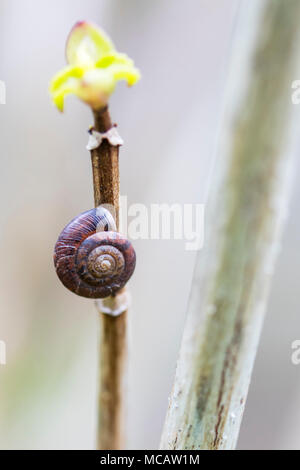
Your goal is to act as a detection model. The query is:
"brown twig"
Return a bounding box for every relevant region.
[91,107,120,225]
[90,106,128,450]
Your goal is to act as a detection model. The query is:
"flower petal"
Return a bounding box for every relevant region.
[95,52,134,68]
[96,52,141,86]
[66,21,114,66]
[50,65,84,93]
[49,65,84,111]
[107,62,141,87]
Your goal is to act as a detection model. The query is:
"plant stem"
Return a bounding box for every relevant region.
[160,0,300,450]
[97,309,127,450]
[91,107,120,226]
[90,106,127,450]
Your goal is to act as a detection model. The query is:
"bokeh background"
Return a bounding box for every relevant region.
[0,0,300,450]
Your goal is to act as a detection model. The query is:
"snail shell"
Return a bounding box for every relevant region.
[54,207,136,298]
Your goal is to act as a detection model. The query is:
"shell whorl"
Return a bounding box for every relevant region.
[54,207,136,298]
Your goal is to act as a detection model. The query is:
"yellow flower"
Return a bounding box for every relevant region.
[50,21,140,111]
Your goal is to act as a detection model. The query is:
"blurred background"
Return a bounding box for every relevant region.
[0,0,300,450]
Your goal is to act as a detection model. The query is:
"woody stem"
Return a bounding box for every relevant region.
[90,106,128,450]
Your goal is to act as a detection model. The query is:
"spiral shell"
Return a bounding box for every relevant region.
[54,207,136,298]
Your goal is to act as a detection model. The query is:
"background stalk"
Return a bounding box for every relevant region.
[160,0,300,450]
[90,106,127,450]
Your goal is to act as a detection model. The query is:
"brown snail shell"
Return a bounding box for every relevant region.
[54,207,136,298]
